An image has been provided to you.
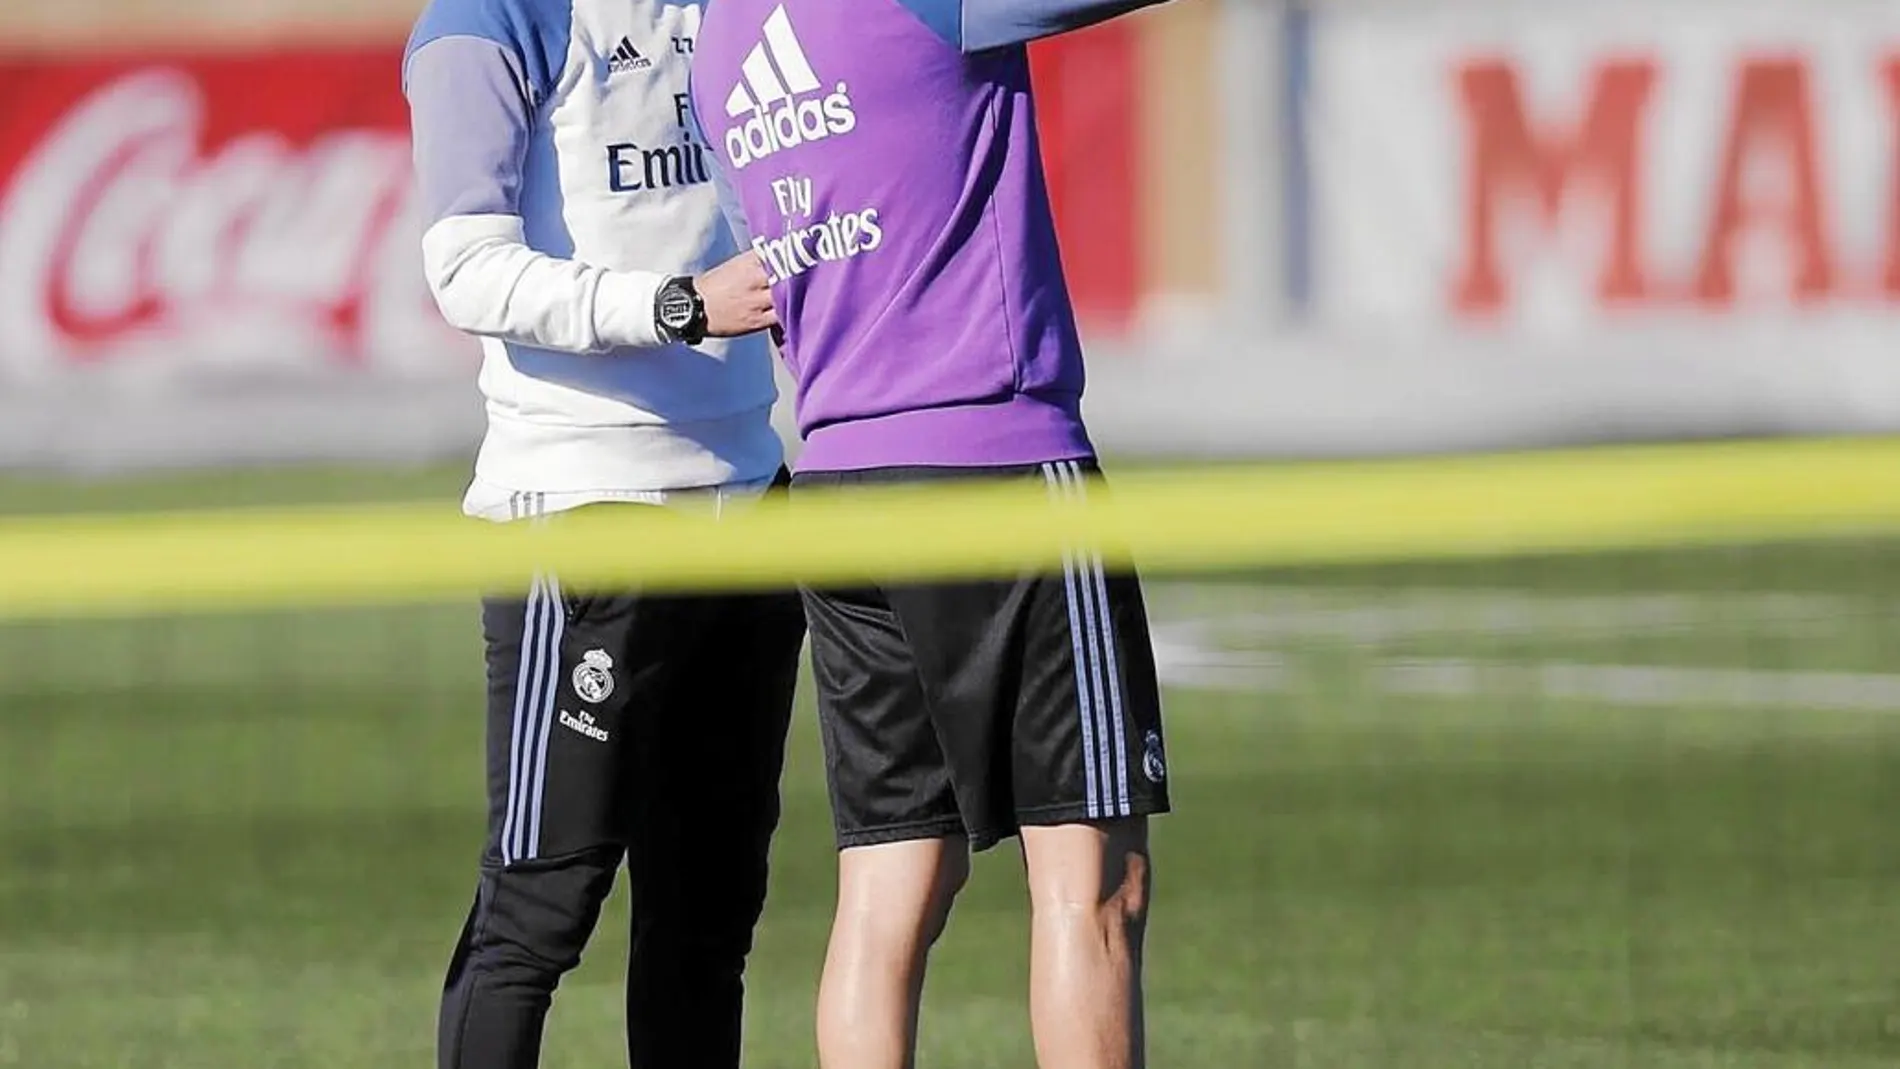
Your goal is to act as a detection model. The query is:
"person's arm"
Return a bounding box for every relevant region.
[896,0,1167,54]
[686,81,786,346]
[406,35,668,352]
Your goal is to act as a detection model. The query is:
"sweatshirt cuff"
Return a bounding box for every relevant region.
[593,270,671,349]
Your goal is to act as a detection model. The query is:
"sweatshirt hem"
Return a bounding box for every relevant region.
[795,393,1092,472]
[468,403,784,503]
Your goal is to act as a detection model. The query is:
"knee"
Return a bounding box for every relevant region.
[833,842,971,956]
[634,906,760,975]
[1031,841,1151,944]
[471,854,618,980]
[921,848,972,947]
[633,861,775,971]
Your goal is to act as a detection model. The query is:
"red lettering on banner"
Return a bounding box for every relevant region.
[1883,58,1900,299]
[0,50,458,378]
[1695,58,1835,306]
[1453,58,1657,314]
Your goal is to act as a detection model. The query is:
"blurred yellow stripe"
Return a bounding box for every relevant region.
[4,438,1900,619]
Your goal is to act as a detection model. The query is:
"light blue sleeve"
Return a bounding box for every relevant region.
[402,0,572,227]
[405,37,532,226]
[894,0,1166,53]
[404,0,572,105]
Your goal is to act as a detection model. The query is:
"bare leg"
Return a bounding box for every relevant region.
[1021,819,1152,1069]
[816,837,971,1069]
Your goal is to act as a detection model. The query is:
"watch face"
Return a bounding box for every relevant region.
[658,289,696,330]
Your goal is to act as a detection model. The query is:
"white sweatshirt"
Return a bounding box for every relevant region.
[404,0,781,520]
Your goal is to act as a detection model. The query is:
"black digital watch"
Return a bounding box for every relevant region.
[654,275,708,346]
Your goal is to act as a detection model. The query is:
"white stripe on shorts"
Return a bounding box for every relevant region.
[1086,550,1132,817]
[1047,461,1119,819]
[1045,464,1101,818]
[1060,461,1131,817]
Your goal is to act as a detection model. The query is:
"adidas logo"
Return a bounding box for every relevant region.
[608,37,653,74]
[719,4,856,170]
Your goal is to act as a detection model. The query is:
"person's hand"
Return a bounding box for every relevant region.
[695,251,779,338]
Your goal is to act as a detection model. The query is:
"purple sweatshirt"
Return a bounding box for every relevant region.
[691,0,1160,472]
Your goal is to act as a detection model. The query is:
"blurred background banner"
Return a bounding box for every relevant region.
[1307,1,1900,331]
[0,45,484,469]
[0,49,434,375]
[2,0,1898,468]
[1093,0,1900,458]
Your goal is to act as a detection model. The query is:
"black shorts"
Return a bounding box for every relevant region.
[794,461,1171,851]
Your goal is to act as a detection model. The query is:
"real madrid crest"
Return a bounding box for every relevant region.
[1142,730,1167,784]
[572,649,616,704]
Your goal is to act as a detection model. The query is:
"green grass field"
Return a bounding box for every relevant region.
[3,466,1899,1068]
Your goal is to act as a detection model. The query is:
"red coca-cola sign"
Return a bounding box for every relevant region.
[0,48,466,380]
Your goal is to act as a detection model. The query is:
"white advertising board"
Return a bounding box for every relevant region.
[1307,1,1900,337]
